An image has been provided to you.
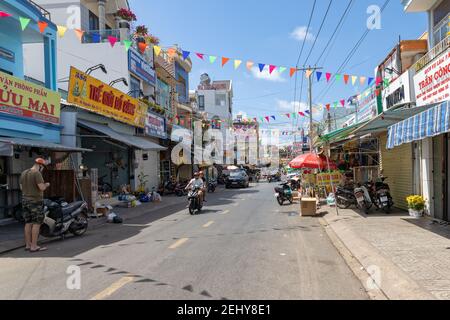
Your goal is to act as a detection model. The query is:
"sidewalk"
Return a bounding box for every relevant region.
[0,194,187,254]
[319,206,450,300]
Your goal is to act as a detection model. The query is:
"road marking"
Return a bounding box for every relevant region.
[220,210,230,215]
[168,238,189,249]
[90,276,135,300]
[123,223,152,227]
[232,203,239,207]
[203,221,214,228]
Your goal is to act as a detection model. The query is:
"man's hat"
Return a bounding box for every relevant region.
[35,158,47,166]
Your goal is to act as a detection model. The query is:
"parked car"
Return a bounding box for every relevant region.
[225,170,250,188]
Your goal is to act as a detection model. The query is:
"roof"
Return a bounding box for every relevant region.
[0,137,91,152]
[78,120,166,151]
[319,122,367,145]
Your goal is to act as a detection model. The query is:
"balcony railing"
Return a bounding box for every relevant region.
[82,29,129,44]
[413,35,449,72]
[27,0,51,20]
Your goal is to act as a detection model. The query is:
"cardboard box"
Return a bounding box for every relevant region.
[96,207,109,216]
[300,198,317,216]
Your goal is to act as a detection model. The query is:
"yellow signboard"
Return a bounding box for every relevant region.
[67,67,147,128]
[0,71,60,124]
[316,171,342,186]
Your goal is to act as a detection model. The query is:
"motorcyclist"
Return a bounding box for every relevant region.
[186,172,204,206]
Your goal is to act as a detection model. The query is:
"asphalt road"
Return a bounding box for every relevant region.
[0,183,368,300]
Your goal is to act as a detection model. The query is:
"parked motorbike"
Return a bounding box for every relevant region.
[175,182,188,197]
[188,186,203,215]
[274,183,293,206]
[40,199,89,239]
[160,180,177,196]
[207,180,217,193]
[268,174,281,183]
[335,185,357,209]
[367,177,394,213]
[354,183,373,214]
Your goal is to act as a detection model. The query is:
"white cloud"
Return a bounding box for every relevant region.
[290,26,315,42]
[251,66,286,83]
[276,99,308,112]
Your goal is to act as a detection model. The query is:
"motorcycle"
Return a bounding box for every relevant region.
[274,183,293,206]
[175,182,188,197]
[268,174,281,183]
[335,185,357,209]
[40,199,89,239]
[368,177,394,213]
[207,180,217,193]
[354,183,373,214]
[160,180,177,196]
[188,186,203,215]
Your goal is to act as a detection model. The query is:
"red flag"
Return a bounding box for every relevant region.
[269,65,277,74]
[138,42,148,54]
[286,113,291,118]
[265,116,270,122]
[326,104,331,111]
[298,112,305,117]
[107,36,118,47]
[38,21,48,34]
[290,68,297,77]
[343,74,350,84]
[340,99,346,107]
[221,57,230,67]
[196,53,205,60]
[326,73,332,82]
[0,11,12,18]
[376,77,382,85]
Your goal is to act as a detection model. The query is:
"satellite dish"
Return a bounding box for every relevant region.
[200,73,211,85]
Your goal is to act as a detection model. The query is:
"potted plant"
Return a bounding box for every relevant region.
[144,34,160,45]
[406,195,426,218]
[116,8,137,22]
[134,25,148,43]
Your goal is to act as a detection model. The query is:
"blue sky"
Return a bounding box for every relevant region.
[130,0,426,140]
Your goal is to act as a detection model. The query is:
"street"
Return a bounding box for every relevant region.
[0,183,367,300]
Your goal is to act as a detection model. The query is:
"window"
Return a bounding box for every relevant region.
[198,95,205,111]
[433,12,449,45]
[89,11,99,31]
[157,79,170,111]
[130,75,141,98]
[215,94,226,107]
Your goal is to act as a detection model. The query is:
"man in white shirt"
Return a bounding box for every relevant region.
[186,172,204,205]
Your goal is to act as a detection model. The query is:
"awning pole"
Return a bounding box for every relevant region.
[326,144,339,216]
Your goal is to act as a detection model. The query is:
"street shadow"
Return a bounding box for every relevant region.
[404,218,450,241]
[0,188,244,259]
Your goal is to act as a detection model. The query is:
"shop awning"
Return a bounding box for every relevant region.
[348,103,436,139]
[0,137,91,152]
[319,122,367,145]
[386,101,450,149]
[78,120,166,151]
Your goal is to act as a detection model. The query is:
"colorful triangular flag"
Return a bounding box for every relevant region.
[286,113,291,118]
[343,74,350,84]
[124,40,132,52]
[279,67,287,74]
[258,63,266,72]
[138,42,148,54]
[271,116,276,121]
[19,17,31,31]
[360,76,367,86]
[0,11,12,18]
[290,68,297,77]
[316,72,323,82]
[167,48,177,58]
[92,33,101,43]
[182,50,190,60]
[335,74,342,82]
[340,99,346,107]
[326,73,332,82]
[351,76,357,86]
[383,78,390,87]
[299,112,305,117]
[368,77,374,86]
[74,29,84,42]
[234,60,242,70]
[153,46,162,56]
[376,77,382,85]
[246,61,254,71]
[107,36,118,47]
[57,25,67,38]
[209,55,217,64]
[326,104,331,111]
[38,21,48,34]
[305,69,313,78]
[265,116,270,122]
[196,53,205,60]
[222,57,230,67]
[269,65,277,74]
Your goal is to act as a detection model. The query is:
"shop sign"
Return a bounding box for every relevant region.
[414,48,450,107]
[0,70,60,124]
[171,124,191,143]
[129,48,156,86]
[67,67,146,128]
[146,112,166,139]
[383,70,413,110]
[316,171,342,187]
[357,86,378,121]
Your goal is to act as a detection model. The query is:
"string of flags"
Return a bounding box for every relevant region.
[0,10,390,89]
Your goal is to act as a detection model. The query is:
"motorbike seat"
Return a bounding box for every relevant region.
[61,201,85,216]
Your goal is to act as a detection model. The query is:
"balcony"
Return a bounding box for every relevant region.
[81,29,129,44]
[412,35,449,72]
[26,0,51,20]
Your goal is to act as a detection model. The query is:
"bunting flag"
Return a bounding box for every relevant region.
[352,75,357,86]
[326,73,332,82]
[305,69,313,78]
[167,48,177,58]
[334,102,338,108]
[124,40,133,52]
[182,50,190,60]
[269,65,276,74]
[316,72,323,82]
[196,53,205,60]
[343,74,350,84]
[340,99,346,107]
[292,112,297,119]
[234,60,242,70]
[335,74,342,82]
[74,29,84,42]
[246,61,254,71]
[271,116,276,120]
[286,113,291,118]
[265,116,270,122]
[19,17,31,31]
[138,42,148,54]
[383,78,390,87]
[299,112,305,117]
[290,68,297,77]
[258,63,265,72]
[153,45,162,56]
[57,25,67,38]
[260,117,264,122]
[326,104,331,111]
[209,55,217,64]
[38,21,48,34]
[0,11,12,18]
[279,67,287,74]
[107,36,118,48]
[222,57,230,67]
[360,76,367,86]
[305,110,310,114]
[368,77,374,86]
[376,77,382,85]
[91,33,100,43]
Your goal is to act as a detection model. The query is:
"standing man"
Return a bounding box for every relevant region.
[20,158,50,252]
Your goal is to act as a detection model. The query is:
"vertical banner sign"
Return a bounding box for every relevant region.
[0,70,60,124]
[67,67,146,128]
[146,112,167,139]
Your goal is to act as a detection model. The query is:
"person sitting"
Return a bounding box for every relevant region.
[199,171,207,202]
[186,172,204,206]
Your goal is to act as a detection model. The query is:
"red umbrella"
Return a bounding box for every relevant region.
[289,153,337,170]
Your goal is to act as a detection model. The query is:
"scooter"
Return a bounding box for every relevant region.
[368,177,394,213]
[175,182,188,197]
[274,183,293,206]
[354,184,372,214]
[188,186,203,215]
[207,180,217,193]
[335,185,357,209]
[40,199,89,239]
